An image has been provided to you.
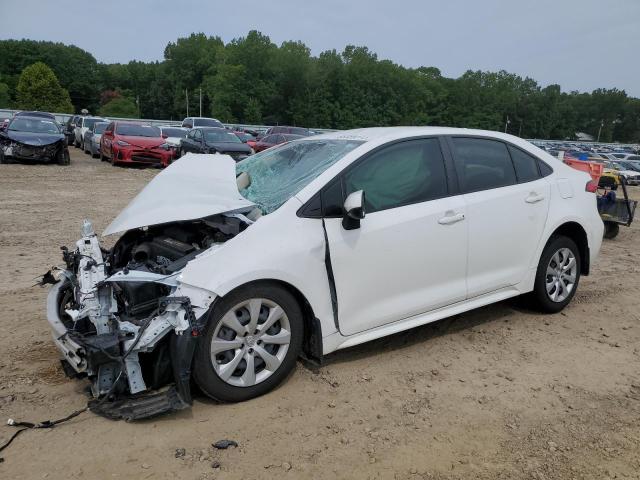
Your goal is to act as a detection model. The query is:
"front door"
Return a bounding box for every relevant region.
[324,138,468,336]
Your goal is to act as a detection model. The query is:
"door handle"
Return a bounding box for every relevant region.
[525,192,545,204]
[438,212,465,225]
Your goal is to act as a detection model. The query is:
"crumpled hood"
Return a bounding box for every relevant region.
[103,153,255,236]
[3,130,64,146]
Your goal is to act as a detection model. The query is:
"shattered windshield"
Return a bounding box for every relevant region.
[236,139,364,214]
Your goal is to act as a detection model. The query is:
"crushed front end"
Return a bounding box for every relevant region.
[44,215,248,420]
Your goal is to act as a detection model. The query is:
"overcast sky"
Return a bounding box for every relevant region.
[2,0,639,96]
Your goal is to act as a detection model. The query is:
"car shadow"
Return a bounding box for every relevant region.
[321,297,534,367]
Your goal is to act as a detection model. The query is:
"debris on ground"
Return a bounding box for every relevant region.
[212,439,238,449]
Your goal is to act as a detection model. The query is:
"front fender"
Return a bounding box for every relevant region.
[178,200,337,338]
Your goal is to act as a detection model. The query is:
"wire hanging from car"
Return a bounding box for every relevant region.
[0,307,159,462]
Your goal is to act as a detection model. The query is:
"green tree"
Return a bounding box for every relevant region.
[0,40,99,111]
[15,62,73,112]
[0,81,10,108]
[99,97,138,118]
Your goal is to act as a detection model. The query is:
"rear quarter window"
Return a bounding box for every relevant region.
[508,145,541,183]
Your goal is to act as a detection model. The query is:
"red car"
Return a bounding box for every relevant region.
[253,133,304,153]
[234,131,257,151]
[100,121,174,167]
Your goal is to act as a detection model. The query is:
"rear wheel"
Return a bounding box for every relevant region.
[528,235,581,313]
[193,284,303,402]
[603,222,619,239]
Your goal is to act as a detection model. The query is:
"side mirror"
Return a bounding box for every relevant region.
[161,134,168,139]
[342,190,365,230]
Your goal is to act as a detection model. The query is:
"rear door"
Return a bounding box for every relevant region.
[324,137,468,336]
[447,137,551,297]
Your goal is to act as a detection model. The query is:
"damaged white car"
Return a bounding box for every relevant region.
[45,127,603,420]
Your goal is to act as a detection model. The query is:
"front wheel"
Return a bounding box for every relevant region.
[193,284,303,402]
[528,235,581,313]
[57,149,71,166]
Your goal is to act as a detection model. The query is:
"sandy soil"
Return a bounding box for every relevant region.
[0,148,639,480]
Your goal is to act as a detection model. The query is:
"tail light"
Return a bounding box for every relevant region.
[585,180,598,193]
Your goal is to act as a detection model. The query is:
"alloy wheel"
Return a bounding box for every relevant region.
[210,298,291,387]
[545,248,577,303]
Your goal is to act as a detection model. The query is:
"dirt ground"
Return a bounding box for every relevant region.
[0,148,639,480]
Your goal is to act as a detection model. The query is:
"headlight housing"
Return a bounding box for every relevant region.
[116,140,130,146]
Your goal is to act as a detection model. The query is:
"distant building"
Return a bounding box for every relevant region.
[575,132,595,141]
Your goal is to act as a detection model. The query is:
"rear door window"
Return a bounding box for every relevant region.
[451,138,517,193]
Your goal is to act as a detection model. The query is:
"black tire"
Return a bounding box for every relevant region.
[603,222,619,239]
[0,149,5,164]
[193,283,304,402]
[57,149,71,166]
[528,235,581,313]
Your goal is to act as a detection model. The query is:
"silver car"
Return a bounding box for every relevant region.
[75,117,107,150]
[83,121,109,158]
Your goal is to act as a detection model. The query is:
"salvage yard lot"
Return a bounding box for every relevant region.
[0,149,639,480]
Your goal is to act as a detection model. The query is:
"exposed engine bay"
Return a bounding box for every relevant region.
[46,213,253,420]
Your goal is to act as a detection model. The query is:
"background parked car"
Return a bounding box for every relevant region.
[75,117,107,150]
[0,115,70,165]
[83,121,109,158]
[612,153,640,161]
[63,115,79,145]
[14,111,57,122]
[100,121,173,167]
[258,125,310,139]
[179,126,252,161]
[181,117,224,129]
[159,126,188,158]
[604,161,640,185]
[253,133,304,152]
[234,131,257,151]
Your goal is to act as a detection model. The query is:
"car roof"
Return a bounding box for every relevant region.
[310,126,527,144]
[195,126,227,131]
[16,110,54,116]
[12,115,57,122]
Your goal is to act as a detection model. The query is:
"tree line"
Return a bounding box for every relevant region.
[0,32,638,142]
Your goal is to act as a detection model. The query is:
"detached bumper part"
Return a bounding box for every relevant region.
[46,280,87,372]
[88,386,189,421]
[46,277,203,420]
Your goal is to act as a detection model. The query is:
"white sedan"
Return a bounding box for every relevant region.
[46,127,603,418]
[74,116,107,149]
